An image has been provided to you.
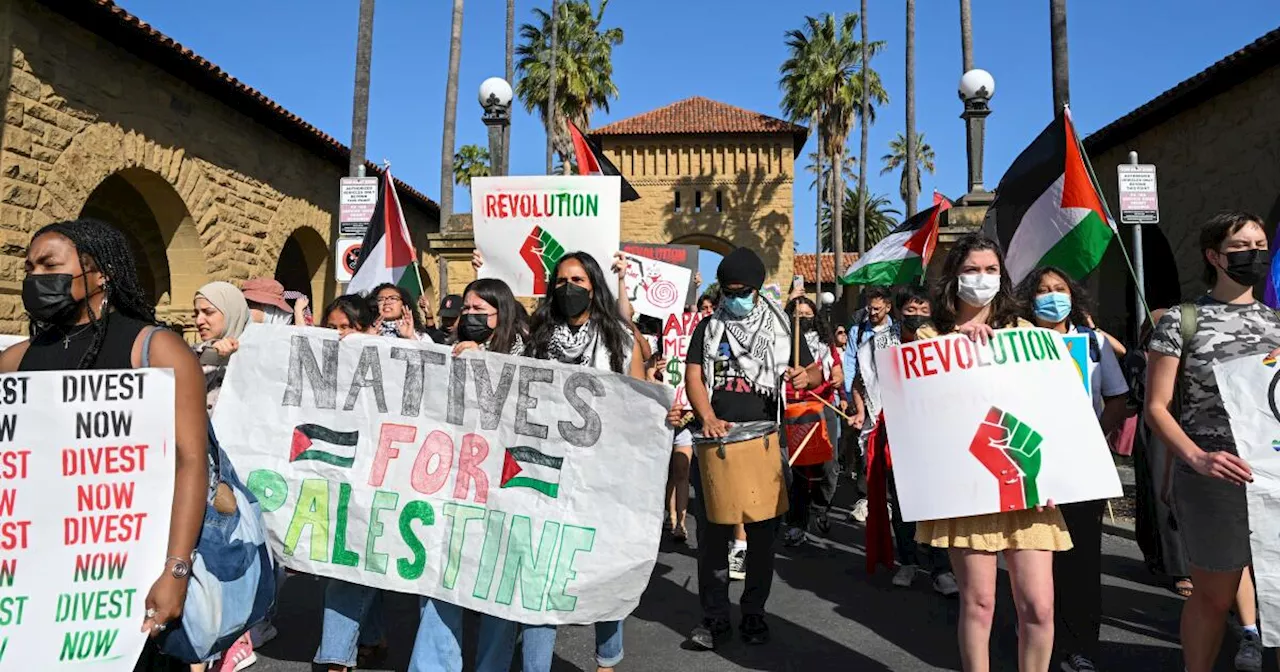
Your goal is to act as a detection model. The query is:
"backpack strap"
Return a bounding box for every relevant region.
[1075,325,1103,362]
[1171,302,1198,419]
[138,326,160,368]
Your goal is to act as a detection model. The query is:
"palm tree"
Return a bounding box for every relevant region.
[453,144,491,188]
[348,0,376,178]
[516,0,624,174]
[1050,0,1070,116]
[821,184,900,252]
[904,0,917,217]
[440,0,464,226]
[804,150,855,200]
[505,0,515,171]
[959,0,974,73]
[881,132,935,209]
[546,0,558,174]
[857,0,870,255]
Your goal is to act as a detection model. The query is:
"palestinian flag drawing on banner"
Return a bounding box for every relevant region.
[519,225,566,296]
[500,446,563,498]
[985,110,1116,283]
[290,424,359,468]
[568,122,641,202]
[839,194,951,286]
[347,168,425,302]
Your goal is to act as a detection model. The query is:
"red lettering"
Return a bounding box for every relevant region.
[60,446,149,476]
[901,346,923,379]
[0,450,29,479]
[62,513,148,545]
[453,434,490,503]
[369,423,416,487]
[485,194,498,218]
[0,521,28,549]
[955,337,974,369]
[76,482,135,511]
[935,338,954,372]
[518,194,530,217]
[918,342,938,376]
[0,489,13,517]
[410,430,453,495]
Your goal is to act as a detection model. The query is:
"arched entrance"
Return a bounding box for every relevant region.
[274,227,329,310]
[1127,225,1181,317]
[670,234,731,299]
[79,168,206,321]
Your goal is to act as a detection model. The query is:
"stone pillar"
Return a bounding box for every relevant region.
[426,213,476,299]
[927,204,989,284]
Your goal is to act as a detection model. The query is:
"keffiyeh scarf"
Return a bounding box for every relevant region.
[804,331,834,379]
[546,320,630,372]
[702,295,792,400]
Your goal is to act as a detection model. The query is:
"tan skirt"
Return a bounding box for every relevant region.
[915,507,1073,553]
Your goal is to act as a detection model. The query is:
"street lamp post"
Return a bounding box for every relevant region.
[958,69,995,205]
[479,77,513,177]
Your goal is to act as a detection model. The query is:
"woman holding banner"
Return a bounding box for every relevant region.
[1,218,209,671]
[1145,211,1280,672]
[1017,267,1130,672]
[914,234,1071,672]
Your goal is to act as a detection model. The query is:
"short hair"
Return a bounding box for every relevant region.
[863,286,891,304]
[1200,210,1265,286]
[896,285,931,314]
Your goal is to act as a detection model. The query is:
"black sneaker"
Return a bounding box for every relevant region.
[689,618,731,650]
[740,614,770,645]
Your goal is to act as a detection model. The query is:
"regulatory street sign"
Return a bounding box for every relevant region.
[1117,164,1159,225]
[335,238,363,283]
[340,177,379,238]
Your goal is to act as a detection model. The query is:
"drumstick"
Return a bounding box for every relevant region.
[1107,500,1116,525]
[793,311,801,366]
[807,391,854,422]
[788,422,821,467]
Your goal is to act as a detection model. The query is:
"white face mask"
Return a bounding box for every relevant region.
[957,272,1001,308]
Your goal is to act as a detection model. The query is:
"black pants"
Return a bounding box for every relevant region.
[786,459,838,530]
[888,468,951,575]
[690,454,781,620]
[1053,499,1104,660]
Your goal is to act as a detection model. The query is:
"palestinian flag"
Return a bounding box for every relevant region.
[347,168,424,301]
[499,446,563,498]
[839,196,951,286]
[569,122,640,202]
[290,424,359,468]
[985,111,1116,283]
[519,225,566,296]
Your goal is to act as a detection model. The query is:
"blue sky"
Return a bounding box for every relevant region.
[119,0,1277,282]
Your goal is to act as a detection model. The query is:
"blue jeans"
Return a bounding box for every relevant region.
[313,580,386,668]
[409,598,519,672]
[521,619,624,670]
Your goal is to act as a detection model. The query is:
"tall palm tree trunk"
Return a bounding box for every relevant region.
[904,0,918,218]
[831,142,844,301]
[960,0,973,73]
[857,0,870,257]
[504,0,514,175]
[1050,0,1070,116]
[814,126,824,302]
[349,0,375,178]
[546,0,559,174]
[441,0,464,227]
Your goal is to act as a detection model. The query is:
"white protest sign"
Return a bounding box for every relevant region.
[213,326,675,625]
[1215,354,1280,646]
[623,253,691,321]
[875,328,1121,522]
[0,369,175,670]
[471,176,621,297]
[0,336,26,351]
[661,312,702,409]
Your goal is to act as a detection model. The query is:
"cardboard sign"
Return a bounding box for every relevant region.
[472,176,621,297]
[621,243,699,302]
[623,253,691,321]
[213,326,675,625]
[874,329,1121,522]
[0,369,175,671]
[661,312,703,409]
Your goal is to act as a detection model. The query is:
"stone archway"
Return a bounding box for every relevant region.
[274,226,329,311]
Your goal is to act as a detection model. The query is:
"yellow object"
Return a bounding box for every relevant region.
[915,508,1073,552]
[696,433,789,525]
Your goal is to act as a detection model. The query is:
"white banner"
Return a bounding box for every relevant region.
[660,312,702,409]
[0,369,175,671]
[1216,354,1280,646]
[623,253,691,321]
[875,328,1121,522]
[471,176,621,297]
[213,326,674,625]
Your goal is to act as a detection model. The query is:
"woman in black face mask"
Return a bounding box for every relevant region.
[450,278,527,356]
[1,218,208,670]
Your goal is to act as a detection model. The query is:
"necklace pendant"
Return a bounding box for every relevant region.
[63,336,70,349]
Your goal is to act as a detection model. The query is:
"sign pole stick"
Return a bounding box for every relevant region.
[1128,151,1147,344]
[808,390,853,422]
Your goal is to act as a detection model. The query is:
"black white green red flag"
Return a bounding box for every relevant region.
[347,169,424,302]
[984,110,1116,283]
[839,194,950,286]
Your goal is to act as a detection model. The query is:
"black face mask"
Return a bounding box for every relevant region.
[798,317,816,333]
[553,283,591,318]
[1221,249,1270,287]
[458,313,495,343]
[900,314,930,335]
[23,273,81,324]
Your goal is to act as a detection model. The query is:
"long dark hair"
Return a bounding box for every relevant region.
[1015,266,1092,327]
[785,296,830,345]
[459,278,528,355]
[323,294,375,331]
[28,218,158,369]
[529,252,631,373]
[367,282,424,333]
[932,233,1021,334]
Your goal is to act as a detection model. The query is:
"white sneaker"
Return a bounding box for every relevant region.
[933,571,960,597]
[1235,631,1263,672]
[249,621,278,648]
[852,498,869,523]
[891,564,917,587]
[728,547,746,581]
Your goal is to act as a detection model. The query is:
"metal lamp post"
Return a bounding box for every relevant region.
[958,69,995,205]
[479,77,513,177]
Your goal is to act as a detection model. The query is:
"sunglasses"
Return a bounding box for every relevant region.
[721,286,753,299]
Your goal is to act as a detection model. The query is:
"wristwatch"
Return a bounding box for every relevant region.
[166,556,192,579]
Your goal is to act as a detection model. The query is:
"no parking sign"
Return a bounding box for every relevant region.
[335,238,362,282]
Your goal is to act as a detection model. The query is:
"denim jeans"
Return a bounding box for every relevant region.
[520,620,624,670]
[313,580,386,668]
[408,598,519,672]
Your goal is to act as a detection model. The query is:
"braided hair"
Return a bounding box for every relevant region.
[28,218,158,369]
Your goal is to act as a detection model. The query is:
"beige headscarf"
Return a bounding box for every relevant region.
[195,281,250,342]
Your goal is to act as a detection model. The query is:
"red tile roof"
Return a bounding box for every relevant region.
[39,0,439,219]
[794,252,860,284]
[591,97,809,153]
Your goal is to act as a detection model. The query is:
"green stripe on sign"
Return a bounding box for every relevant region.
[507,446,564,469]
[840,257,923,286]
[294,449,355,468]
[501,476,559,498]
[1036,210,1114,280]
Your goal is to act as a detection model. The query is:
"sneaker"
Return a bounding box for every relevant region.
[851,498,869,523]
[248,621,278,648]
[783,526,807,547]
[892,564,918,588]
[216,633,256,672]
[688,618,731,651]
[1060,653,1097,672]
[728,547,746,581]
[933,571,960,597]
[739,614,770,645]
[1236,631,1263,672]
[814,510,831,536]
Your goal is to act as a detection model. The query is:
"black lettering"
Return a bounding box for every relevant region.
[558,372,604,447]
[390,347,446,417]
[470,360,516,431]
[283,336,338,409]
[514,366,553,440]
[343,346,387,413]
[446,357,467,426]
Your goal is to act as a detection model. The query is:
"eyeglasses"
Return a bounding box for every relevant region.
[376,296,403,306]
[721,287,753,299]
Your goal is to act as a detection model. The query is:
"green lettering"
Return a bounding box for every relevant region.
[1042,331,1061,359]
[283,479,330,561]
[585,194,598,217]
[332,482,360,567]
[246,469,288,513]
[0,636,6,662]
[1027,330,1046,360]
[990,336,1008,365]
[495,515,561,611]
[1013,331,1029,362]
[472,510,507,599]
[59,629,118,661]
[365,490,399,575]
[442,502,486,589]
[546,525,595,612]
[396,500,435,580]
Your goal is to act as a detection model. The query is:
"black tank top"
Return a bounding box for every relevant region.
[19,312,150,371]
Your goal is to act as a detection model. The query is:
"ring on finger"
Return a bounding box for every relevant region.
[145,608,157,619]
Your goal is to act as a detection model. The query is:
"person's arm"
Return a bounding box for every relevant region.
[292,296,310,327]
[850,384,866,428]
[1145,351,1251,485]
[0,341,31,373]
[1096,339,1132,435]
[1100,330,1127,358]
[139,329,209,635]
[686,362,727,438]
[1099,395,1129,436]
[627,337,645,380]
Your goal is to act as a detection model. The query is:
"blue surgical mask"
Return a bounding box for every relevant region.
[1033,292,1072,323]
[723,294,754,317]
